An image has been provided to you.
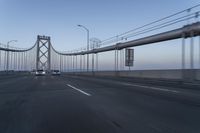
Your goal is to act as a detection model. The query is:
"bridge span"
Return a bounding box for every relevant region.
[1,5,200,133]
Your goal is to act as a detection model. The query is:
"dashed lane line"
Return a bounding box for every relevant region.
[67,84,91,96]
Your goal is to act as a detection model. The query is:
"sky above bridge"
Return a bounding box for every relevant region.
[0,0,200,70]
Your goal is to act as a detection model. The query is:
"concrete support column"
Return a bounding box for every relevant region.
[92,53,94,72]
[6,46,9,72]
[96,53,98,71]
[199,36,200,69]
[190,32,194,69]
[182,34,185,70]
[80,55,82,72]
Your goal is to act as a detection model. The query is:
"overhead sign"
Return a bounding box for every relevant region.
[125,48,134,67]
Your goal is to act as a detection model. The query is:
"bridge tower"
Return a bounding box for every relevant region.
[36,35,51,72]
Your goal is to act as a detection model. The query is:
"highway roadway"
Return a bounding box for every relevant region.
[0,74,200,133]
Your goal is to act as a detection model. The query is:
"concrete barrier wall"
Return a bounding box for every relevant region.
[118,70,182,79]
[0,71,29,76]
[67,69,200,81]
[196,69,200,80]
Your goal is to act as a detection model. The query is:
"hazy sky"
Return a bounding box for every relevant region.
[0,0,199,70]
[0,0,198,49]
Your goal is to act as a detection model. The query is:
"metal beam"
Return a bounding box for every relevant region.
[59,22,200,56]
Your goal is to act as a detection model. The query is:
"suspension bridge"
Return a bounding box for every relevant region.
[0,5,200,133]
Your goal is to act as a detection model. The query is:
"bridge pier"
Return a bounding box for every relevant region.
[199,36,200,69]
[181,31,198,81]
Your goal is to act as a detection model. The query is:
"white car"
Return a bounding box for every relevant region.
[35,70,46,76]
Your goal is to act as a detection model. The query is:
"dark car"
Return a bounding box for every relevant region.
[51,70,61,75]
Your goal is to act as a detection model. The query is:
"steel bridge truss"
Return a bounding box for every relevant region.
[36,35,51,72]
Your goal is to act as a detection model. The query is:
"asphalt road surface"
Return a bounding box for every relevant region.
[0,74,200,133]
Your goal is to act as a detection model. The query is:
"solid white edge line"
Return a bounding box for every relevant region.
[67,84,91,96]
[121,83,179,93]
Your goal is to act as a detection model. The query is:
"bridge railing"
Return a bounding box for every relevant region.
[47,5,200,82]
[49,22,200,72]
[0,42,37,72]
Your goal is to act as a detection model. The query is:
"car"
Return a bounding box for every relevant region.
[30,70,36,75]
[51,70,61,75]
[35,69,46,76]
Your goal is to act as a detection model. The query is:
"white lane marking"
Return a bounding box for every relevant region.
[121,83,180,93]
[67,84,91,96]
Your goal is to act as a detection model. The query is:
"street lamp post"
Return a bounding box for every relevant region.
[6,40,17,72]
[77,24,89,72]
